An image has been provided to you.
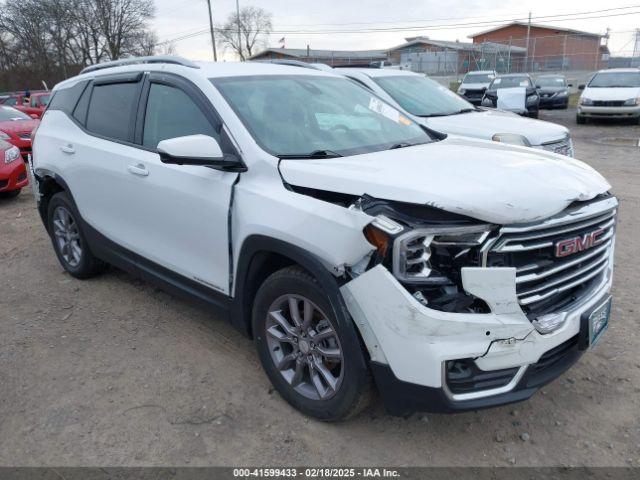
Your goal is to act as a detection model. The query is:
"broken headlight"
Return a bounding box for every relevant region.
[392,225,491,285]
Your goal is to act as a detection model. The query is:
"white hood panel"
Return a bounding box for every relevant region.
[582,87,640,101]
[280,137,610,225]
[423,109,570,146]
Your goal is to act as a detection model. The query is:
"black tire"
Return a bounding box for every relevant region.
[0,188,21,199]
[252,266,373,421]
[47,191,106,279]
[576,114,587,125]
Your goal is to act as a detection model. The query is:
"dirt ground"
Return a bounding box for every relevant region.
[1,108,639,467]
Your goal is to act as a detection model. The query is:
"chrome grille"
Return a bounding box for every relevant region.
[541,136,574,157]
[485,197,617,315]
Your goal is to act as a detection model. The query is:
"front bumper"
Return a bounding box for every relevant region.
[0,159,28,193]
[539,95,569,108]
[578,104,640,118]
[341,254,613,415]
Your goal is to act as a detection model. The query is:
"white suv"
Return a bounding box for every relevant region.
[31,56,617,420]
[335,68,574,156]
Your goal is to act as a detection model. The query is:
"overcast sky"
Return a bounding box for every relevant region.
[152,0,640,61]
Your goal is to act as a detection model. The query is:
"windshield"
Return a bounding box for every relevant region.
[38,94,51,106]
[537,76,566,87]
[490,76,532,89]
[373,75,474,117]
[0,106,31,121]
[463,73,493,84]
[211,75,431,157]
[588,72,640,88]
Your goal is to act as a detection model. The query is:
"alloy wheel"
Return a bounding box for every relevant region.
[52,206,83,268]
[265,294,344,400]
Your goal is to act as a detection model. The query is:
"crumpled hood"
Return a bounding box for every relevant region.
[421,109,569,146]
[582,87,640,101]
[280,136,610,225]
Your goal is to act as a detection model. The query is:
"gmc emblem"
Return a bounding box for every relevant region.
[555,228,606,258]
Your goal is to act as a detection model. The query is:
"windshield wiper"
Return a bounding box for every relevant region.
[452,108,478,115]
[388,141,429,150]
[277,149,343,159]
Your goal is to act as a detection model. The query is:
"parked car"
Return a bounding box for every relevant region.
[536,74,571,109]
[32,56,616,420]
[577,68,640,124]
[0,106,40,160]
[0,91,51,118]
[336,68,573,156]
[456,70,496,105]
[482,73,540,117]
[0,140,28,198]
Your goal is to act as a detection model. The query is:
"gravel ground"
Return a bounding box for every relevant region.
[0,108,639,467]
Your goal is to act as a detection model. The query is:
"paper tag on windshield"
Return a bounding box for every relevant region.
[368,97,401,123]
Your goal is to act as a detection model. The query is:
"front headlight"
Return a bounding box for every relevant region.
[458,88,466,95]
[481,97,493,107]
[527,94,539,104]
[0,131,10,140]
[4,145,20,164]
[623,97,640,106]
[580,97,593,106]
[392,225,491,284]
[492,133,532,147]
[556,90,568,97]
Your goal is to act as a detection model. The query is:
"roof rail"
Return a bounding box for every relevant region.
[251,59,323,70]
[80,55,200,75]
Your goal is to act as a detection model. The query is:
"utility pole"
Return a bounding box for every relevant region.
[236,0,242,60]
[633,29,640,60]
[525,11,531,72]
[206,0,217,61]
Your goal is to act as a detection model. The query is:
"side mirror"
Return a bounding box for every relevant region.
[535,85,541,89]
[157,135,246,171]
[578,84,585,90]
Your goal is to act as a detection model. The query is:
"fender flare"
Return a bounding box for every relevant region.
[230,235,354,339]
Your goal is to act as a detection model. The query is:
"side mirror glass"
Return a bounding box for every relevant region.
[157,135,245,171]
[578,84,585,90]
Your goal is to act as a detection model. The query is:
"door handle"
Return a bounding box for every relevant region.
[60,144,75,154]
[127,164,149,177]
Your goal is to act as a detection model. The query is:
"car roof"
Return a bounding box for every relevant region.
[595,68,640,73]
[495,73,531,78]
[536,74,565,77]
[55,59,337,91]
[465,70,495,74]
[336,68,420,78]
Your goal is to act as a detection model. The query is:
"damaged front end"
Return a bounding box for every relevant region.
[311,191,617,415]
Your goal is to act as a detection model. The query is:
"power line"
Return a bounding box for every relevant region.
[155,9,640,46]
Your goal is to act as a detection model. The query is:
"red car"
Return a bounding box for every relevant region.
[0,106,40,160]
[0,139,28,198]
[1,92,51,119]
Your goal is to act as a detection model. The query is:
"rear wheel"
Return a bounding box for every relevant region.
[253,266,372,421]
[0,188,21,199]
[47,192,106,279]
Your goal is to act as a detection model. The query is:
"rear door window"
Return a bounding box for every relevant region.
[86,82,139,142]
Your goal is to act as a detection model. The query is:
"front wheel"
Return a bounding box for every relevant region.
[252,266,373,421]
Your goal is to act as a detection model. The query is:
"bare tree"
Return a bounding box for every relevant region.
[0,0,157,91]
[217,6,272,60]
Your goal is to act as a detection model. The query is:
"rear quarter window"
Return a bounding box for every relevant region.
[48,81,88,114]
